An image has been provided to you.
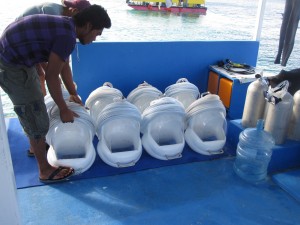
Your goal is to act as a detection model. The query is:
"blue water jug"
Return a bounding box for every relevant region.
[233,120,275,182]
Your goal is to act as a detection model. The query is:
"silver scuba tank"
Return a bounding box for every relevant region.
[241,74,268,128]
[264,80,294,145]
[288,90,300,141]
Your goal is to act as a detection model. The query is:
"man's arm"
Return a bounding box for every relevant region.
[45,52,77,122]
[60,61,83,105]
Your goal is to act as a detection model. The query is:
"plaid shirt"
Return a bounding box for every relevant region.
[0,14,76,67]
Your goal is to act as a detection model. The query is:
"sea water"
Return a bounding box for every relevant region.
[0,0,298,117]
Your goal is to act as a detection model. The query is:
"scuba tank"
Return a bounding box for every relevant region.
[264,80,294,145]
[241,74,268,128]
[288,90,300,141]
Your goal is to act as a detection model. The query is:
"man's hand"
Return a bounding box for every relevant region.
[69,94,83,106]
[60,107,79,123]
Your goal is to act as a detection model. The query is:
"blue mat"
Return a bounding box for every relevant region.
[6,117,227,189]
[272,169,300,202]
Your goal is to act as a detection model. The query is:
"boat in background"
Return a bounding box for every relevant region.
[126,0,207,15]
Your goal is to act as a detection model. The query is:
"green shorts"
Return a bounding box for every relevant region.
[0,59,49,139]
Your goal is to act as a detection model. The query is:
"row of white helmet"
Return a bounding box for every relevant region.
[86,78,227,167]
[44,79,227,172]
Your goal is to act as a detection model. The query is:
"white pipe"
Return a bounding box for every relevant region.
[0,96,21,225]
[253,0,267,41]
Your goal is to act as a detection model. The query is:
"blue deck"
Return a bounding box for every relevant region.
[4,116,299,224]
[17,158,300,225]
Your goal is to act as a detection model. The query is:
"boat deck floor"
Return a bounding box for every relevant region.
[17,157,300,225]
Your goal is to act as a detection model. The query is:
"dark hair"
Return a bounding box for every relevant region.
[73,4,111,30]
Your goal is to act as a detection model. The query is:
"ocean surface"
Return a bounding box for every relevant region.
[0,0,299,117]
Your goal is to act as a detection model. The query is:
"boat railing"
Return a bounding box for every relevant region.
[0,96,21,224]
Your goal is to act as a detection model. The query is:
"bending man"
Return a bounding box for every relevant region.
[0,5,111,183]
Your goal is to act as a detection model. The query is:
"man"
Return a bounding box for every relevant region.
[17,0,91,157]
[0,5,111,183]
[17,0,91,97]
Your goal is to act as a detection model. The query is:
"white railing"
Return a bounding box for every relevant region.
[253,0,267,41]
[0,96,21,225]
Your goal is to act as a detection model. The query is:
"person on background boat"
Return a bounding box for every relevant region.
[0,5,111,183]
[274,0,300,67]
[16,0,91,97]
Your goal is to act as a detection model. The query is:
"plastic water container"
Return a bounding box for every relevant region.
[233,120,275,182]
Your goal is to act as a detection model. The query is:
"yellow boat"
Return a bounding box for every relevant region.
[126,0,207,15]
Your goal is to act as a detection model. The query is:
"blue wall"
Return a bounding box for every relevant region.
[72,41,259,102]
